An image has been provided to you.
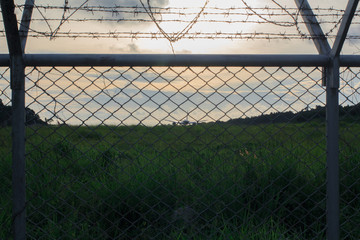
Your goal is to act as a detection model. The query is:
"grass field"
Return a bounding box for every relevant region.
[0,121,359,239]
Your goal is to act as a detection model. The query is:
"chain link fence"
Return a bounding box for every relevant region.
[0,0,359,238]
[0,67,12,240]
[0,64,359,239]
[339,67,360,240]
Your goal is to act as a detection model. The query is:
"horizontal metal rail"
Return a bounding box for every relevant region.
[0,54,359,67]
[339,55,360,67]
[0,54,330,67]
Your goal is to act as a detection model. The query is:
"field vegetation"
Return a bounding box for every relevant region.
[0,120,359,239]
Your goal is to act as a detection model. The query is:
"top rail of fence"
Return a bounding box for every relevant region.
[0,54,360,67]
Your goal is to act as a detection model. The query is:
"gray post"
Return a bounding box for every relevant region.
[10,56,26,240]
[326,1,358,239]
[326,58,340,240]
[1,0,26,239]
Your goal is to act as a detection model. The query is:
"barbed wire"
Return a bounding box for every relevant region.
[7,1,360,42]
[140,0,209,52]
[11,6,352,28]
[15,4,350,15]
[15,4,353,20]
[3,30,357,40]
[9,18,356,25]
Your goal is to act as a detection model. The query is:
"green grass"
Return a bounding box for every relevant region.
[0,121,359,239]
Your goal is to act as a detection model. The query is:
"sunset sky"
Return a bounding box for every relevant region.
[0,0,358,55]
[0,0,359,125]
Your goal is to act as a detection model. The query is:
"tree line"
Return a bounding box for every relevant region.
[0,99,47,126]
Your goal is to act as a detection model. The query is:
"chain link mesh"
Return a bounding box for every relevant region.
[23,65,327,239]
[1,65,359,239]
[0,67,11,239]
[339,67,360,240]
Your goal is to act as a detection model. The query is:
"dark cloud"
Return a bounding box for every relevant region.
[88,0,139,7]
[142,0,169,7]
[82,0,170,26]
[86,0,169,8]
[128,43,139,52]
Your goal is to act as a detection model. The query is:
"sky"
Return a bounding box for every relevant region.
[1,0,358,55]
[0,0,359,125]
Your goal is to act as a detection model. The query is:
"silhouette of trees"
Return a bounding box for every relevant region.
[226,104,360,125]
[0,99,47,126]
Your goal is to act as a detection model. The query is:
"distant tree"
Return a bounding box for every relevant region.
[0,99,11,126]
[0,100,47,126]
[226,104,360,125]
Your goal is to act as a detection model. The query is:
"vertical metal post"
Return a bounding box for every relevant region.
[326,1,358,239]
[326,58,340,240]
[1,0,26,239]
[10,56,26,240]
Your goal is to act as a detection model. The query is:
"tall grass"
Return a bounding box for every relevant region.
[0,121,359,239]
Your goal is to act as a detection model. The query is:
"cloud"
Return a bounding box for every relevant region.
[176,49,192,54]
[128,43,140,53]
[25,0,171,34]
[140,0,169,7]
[10,0,357,55]
[87,0,169,8]
[110,43,140,53]
[83,0,170,18]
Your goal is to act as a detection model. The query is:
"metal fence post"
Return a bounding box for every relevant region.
[326,1,358,238]
[1,0,26,239]
[10,56,26,240]
[326,57,340,240]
